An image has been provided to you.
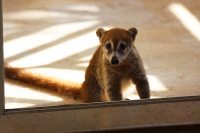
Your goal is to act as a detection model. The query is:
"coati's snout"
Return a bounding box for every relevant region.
[96,27,138,65]
[111,56,119,65]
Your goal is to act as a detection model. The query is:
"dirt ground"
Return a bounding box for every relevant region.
[3,0,200,109]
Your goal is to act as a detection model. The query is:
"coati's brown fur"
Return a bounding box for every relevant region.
[4,27,150,103]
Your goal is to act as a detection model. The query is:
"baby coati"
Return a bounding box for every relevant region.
[4,27,150,103]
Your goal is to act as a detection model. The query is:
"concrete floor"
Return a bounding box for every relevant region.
[3,0,200,109]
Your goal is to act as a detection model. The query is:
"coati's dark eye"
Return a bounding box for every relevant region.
[120,43,126,49]
[106,43,111,49]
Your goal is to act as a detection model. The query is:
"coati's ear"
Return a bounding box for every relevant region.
[96,28,106,39]
[127,28,138,41]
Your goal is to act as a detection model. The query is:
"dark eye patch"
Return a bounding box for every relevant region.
[105,43,112,55]
[117,42,127,55]
[120,43,126,49]
[106,43,111,49]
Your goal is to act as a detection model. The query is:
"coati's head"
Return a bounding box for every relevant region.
[96,28,138,65]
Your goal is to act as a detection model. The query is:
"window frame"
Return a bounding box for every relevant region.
[3,95,200,115]
[0,0,4,116]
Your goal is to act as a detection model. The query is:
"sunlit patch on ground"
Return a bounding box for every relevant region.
[168,3,200,41]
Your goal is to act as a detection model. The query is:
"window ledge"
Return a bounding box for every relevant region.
[2,96,200,133]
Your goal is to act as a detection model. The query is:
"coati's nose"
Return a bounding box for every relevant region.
[111,56,119,65]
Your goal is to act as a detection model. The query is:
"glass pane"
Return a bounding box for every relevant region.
[4,0,200,109]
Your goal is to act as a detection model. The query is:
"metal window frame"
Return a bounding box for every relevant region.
[0,0,4,116]
[4,95,200,115]
[1,0,200,116]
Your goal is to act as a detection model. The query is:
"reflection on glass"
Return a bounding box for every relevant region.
[4,0,200,109]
